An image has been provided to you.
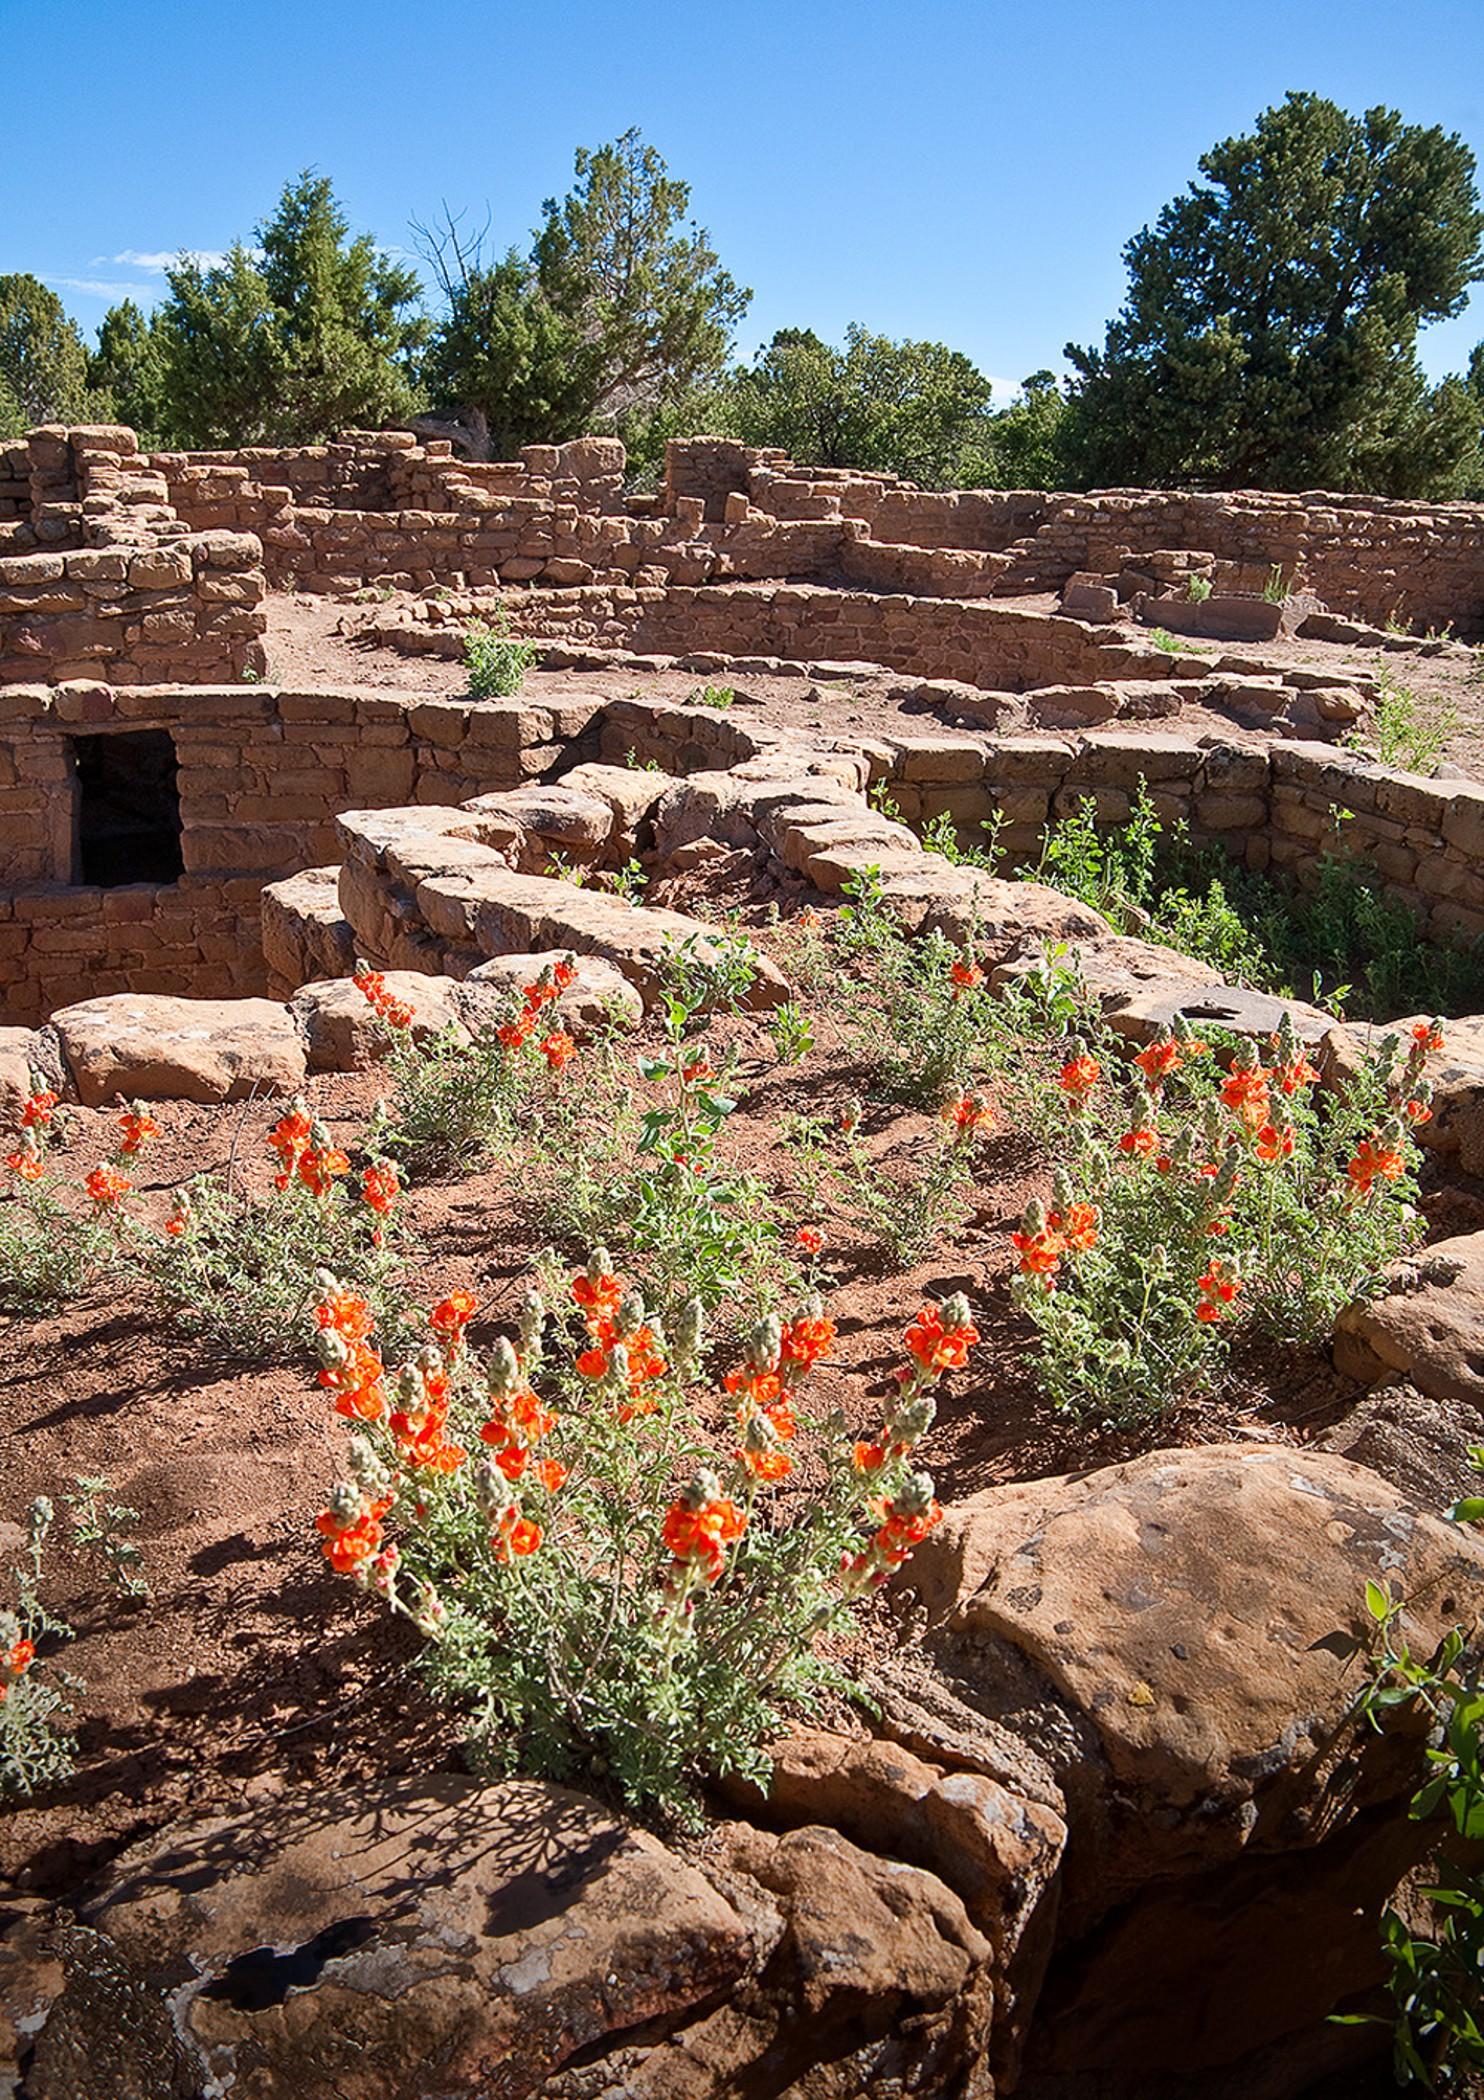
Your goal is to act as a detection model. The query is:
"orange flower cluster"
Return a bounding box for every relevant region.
[85,1164,131,1208]
[572,1254,668,1421]
[353,963,414,1031]
[1011,1193,1100,1290]
[20,1090,57,1129]
[904,1295,978,1372]
[724,1302,837,1481]
[854,1298,973,1473]
[795,1224,825,1257]
[842,1474,944,1592]
[116,1104,160,1157]
[1058,1045,1101,1103]
[361,1161,401,1216]
[663,1467,748,1586]
[388,1351,468,1475]
[942,1087,994,1137]
[479,1335,564,1491]
[267,1103,350,1197]
[949,957,984,998]
[316,1482,393,1573]
[1195,1257,1241,1324]
[1346,1131,1406,1199]
[314,1286,387,1423]
[5,1135,42,1181]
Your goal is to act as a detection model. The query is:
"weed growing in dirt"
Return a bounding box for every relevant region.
[1009,1012,1438,1424]
[308,1258,976,1816]
[464,611,536,698]
[1348,673,1459,776]
[686,683,735,709]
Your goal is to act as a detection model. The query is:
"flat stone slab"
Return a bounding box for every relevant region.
[1102,981,1343,1050]
[51,994,307,1106]
[82,1774,751,2100]
[292,971,468,1072]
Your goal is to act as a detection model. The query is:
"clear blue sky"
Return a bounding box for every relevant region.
[8,0,1484,396]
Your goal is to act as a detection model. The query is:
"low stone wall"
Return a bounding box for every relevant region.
[0,535,266,684]
[874,728,1484,944]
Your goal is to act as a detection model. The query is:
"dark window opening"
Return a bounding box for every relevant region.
[72,729,184,887]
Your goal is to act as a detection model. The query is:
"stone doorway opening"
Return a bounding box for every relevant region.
[71,729,185,887]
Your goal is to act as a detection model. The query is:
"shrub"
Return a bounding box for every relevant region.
[1350,673,1459,776]
[0,1085,124,1309]
[1009,1012,1437,1423]
[308,1258,977,1817]
[464,613,536,698]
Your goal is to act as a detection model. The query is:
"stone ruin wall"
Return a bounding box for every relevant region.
[4,418,1484,1026]
[0,425,266,684]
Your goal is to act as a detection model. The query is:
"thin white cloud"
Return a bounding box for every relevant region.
[108,248,228,271]
[48,276,152,301]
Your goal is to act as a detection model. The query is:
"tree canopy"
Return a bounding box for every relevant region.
[725,325,999,486]
[1063,92,1484,494]
[0,274,98,435]
[96,174,427,448]
[421,129,749,455]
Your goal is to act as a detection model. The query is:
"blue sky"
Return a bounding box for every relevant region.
[8,0,1484,398]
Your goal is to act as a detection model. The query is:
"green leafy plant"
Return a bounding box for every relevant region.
[769,1001,816,1066]
[464,611,537,698]
[1186,573,1213,602]
[1009,1012,1435,1422]
[307,1260,976,1817]
[1350,674,1459,775]
[1334,1516,1484,2092]
[687,683,735,709]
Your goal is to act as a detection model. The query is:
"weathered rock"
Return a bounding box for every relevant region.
[908,1443,1484,2095]
[721,1728,1065,2086]
[84,1775,753,2100]
[51,994,307,1105]
[465,949,643,1033]
[1,1912,197,2100]
[1333,1231,1484,1413]
[291,970,467,1071]
[1102,980,1345,1051]
[1317,1383,1484,1509]
[0,1026,40,1122]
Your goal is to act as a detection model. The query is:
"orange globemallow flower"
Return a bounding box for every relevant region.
[1254,1122,1294,1164]
[795,1225,824,1256]
[86,1164,131,1208]
[430,1290,478,1338]
[943,1088,994,1136]
[780,1310,836,1372]
[1117,1126,1159,1159]
[1273,1053,1320,1095]
[949,958,984,997]
[6,1149,43,1182]
[1412,1020,1446,1055]
[1220,1064,1271,1129]
[1052,1201,1100,1253]
[1058,1052,1101,1101]
[1347,1134,1406,1198]
[316,1493,387,1574]
[1134,1038,1181,1087]
[663,1477,747,1584]
[116,1105,161,1156]
[572,1258,623,1323]
[1195,1259,1241,1323]
[361,1162,401,1215]
[904,1295,979,1372]
[1012,1221,1064,1278]
[20,1090,58,1129]
[870,1492,945,1567]
[490,1509,544,1562]
[298,1147,351,1198]
[541,1031,576,1071]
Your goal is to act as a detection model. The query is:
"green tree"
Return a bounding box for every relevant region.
[88,299,169,445]
[0,274,96,431]
[149,173,427,446]
[975,370,1074,488]
[1064,92,1484,494]
[727,325,996,486]
[422,129,749,455]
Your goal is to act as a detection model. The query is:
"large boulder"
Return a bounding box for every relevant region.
[50,1771,1015,2100]
[0,1026,41,1123]
[1333,1230,1484,1415]
[51,994,306,1106]
[905,1443,1484,2097]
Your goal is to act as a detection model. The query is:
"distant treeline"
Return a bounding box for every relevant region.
[5,95,1484,497]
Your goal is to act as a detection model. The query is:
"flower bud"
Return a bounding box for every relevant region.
[486,1336,522,1399]
[1051,1167,1075,1214]
[673,1296,705,1367]
[588,1248,614,1283]
[746,1313,783,1373]
[896,1470,937,1516]
[940,1291,972,1333]
[475,1459,515,1520]
[616,1289,647,1338]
